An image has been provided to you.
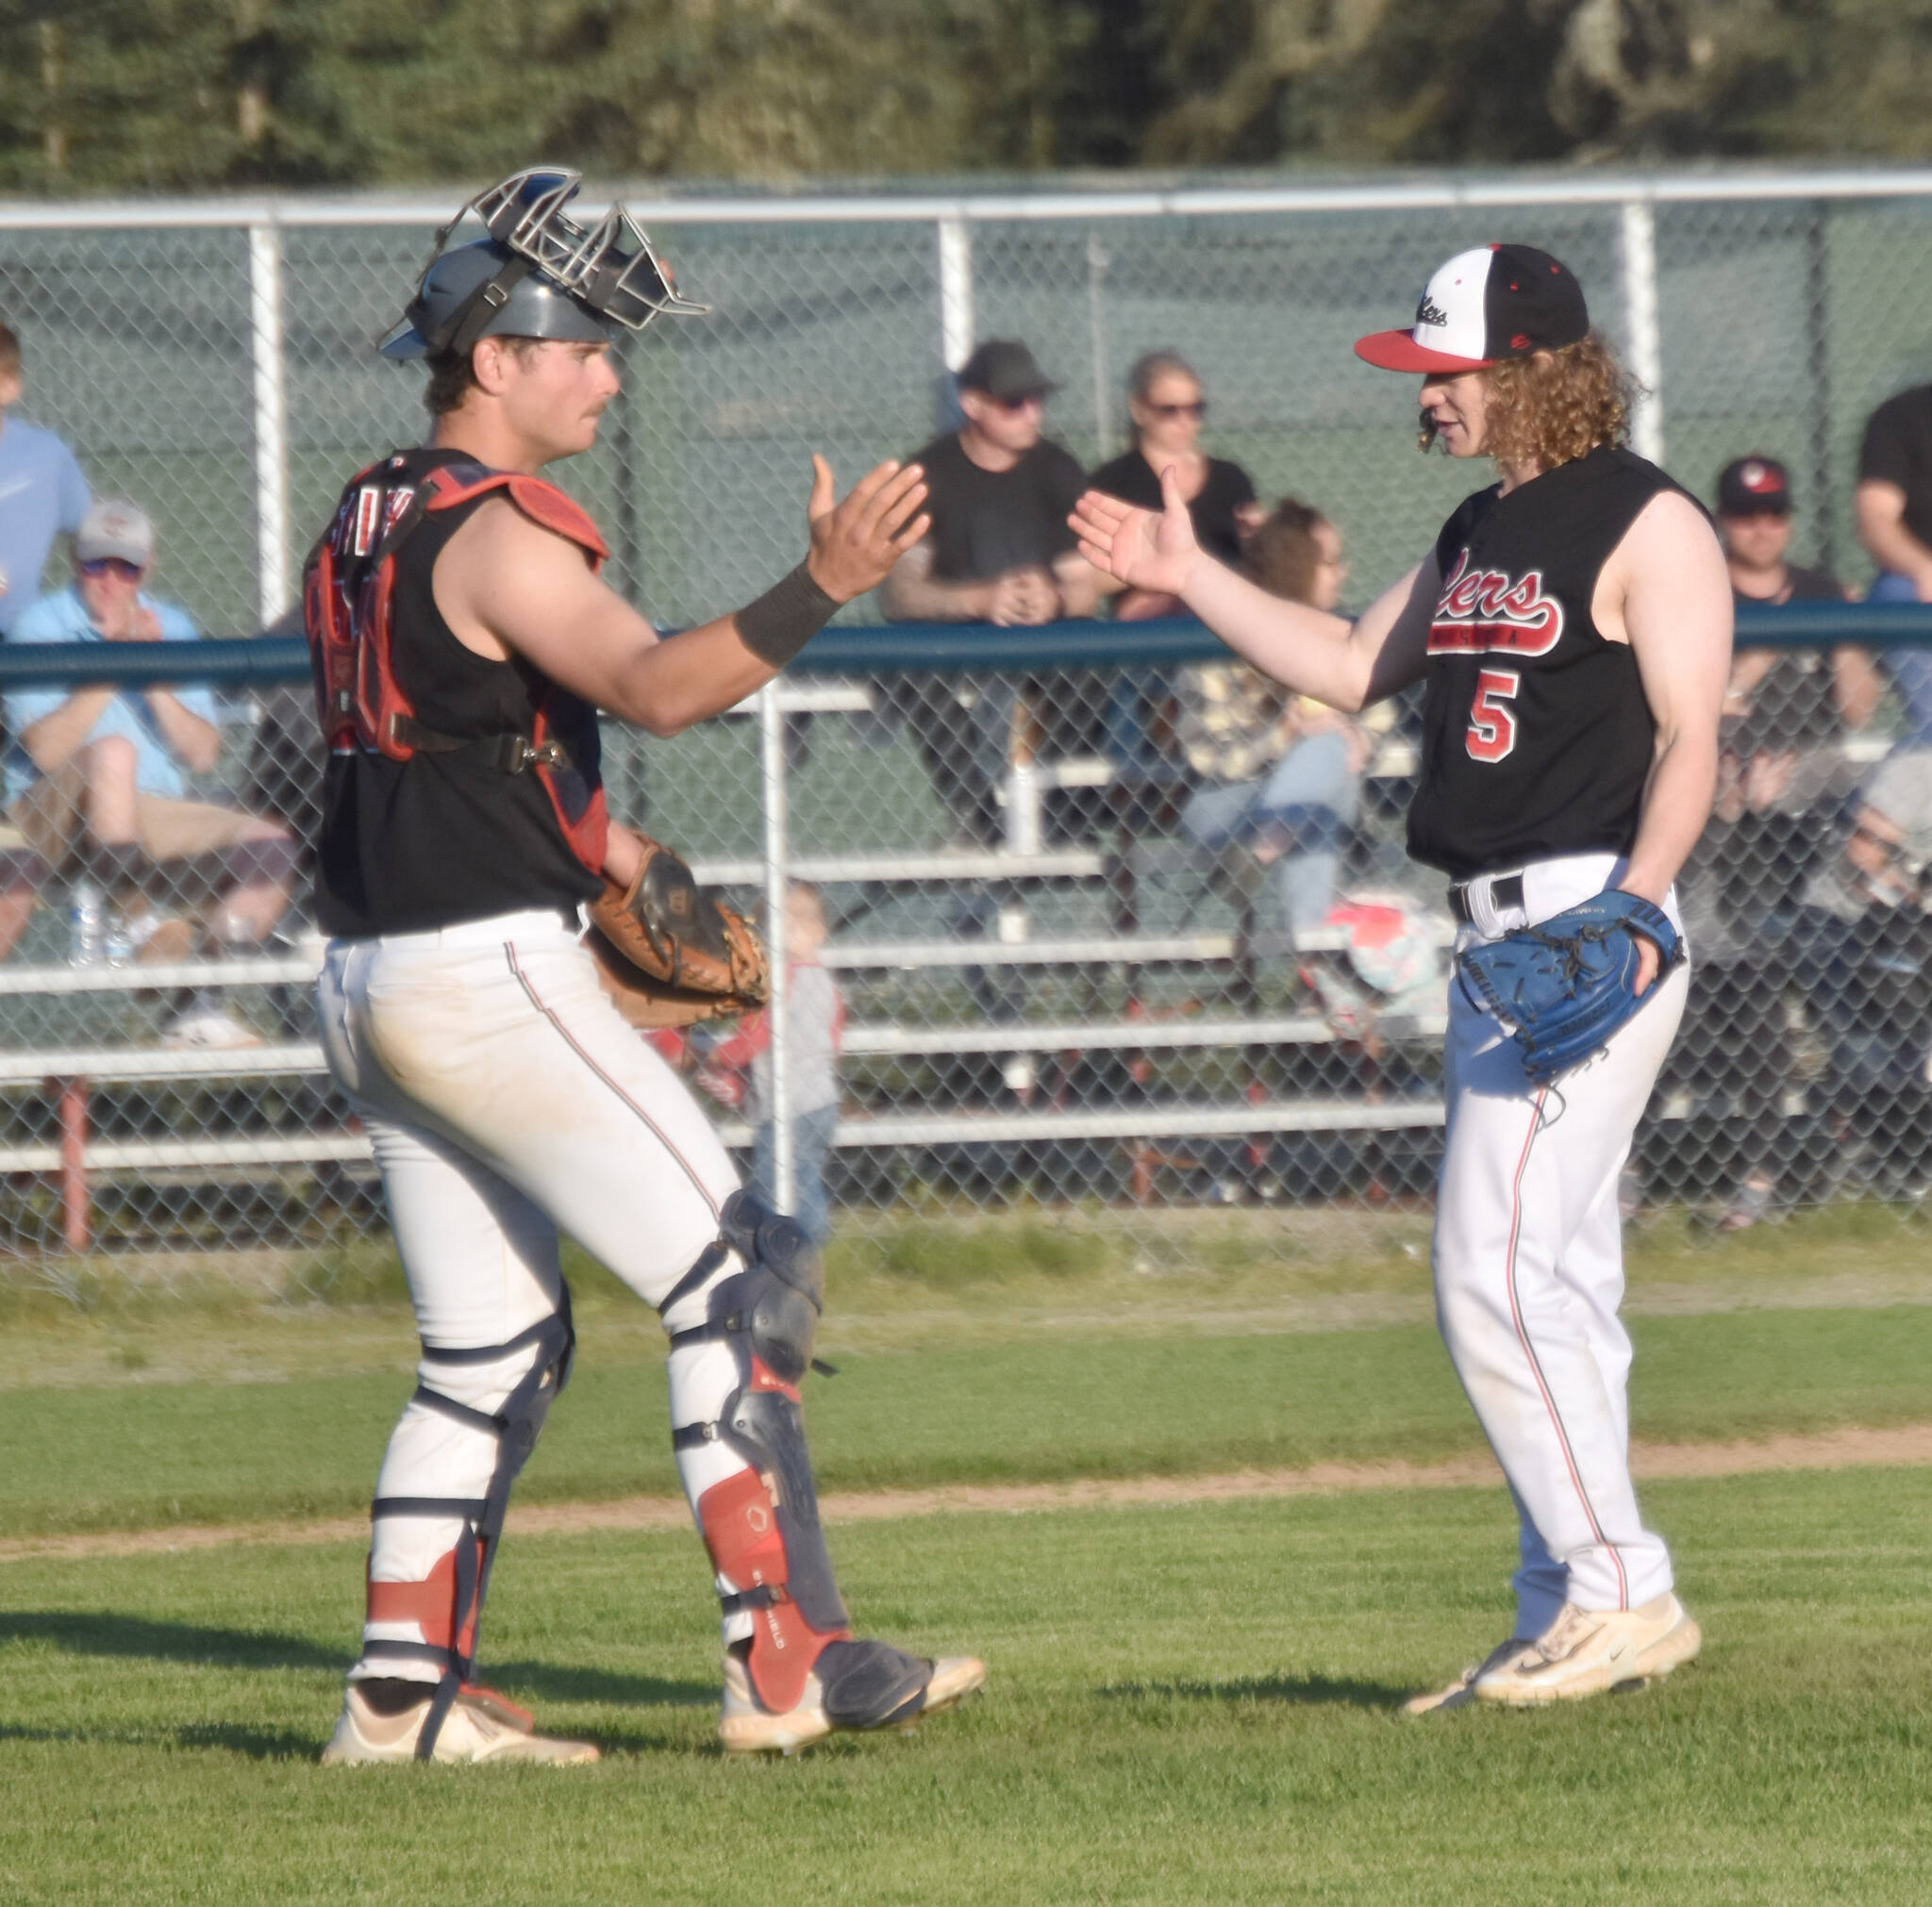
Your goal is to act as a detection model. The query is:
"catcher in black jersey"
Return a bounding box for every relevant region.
[308,169,984,1766]
[1074,244,1730,1712]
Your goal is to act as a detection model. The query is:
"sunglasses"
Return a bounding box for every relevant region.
[80,557,144,582]
[1148,399,1207,420]
[994,391,1046,413]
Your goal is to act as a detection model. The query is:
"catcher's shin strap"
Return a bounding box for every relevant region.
[1449,871,1525,925]
[663,1192,853,1711]
[359,1296,575,1759]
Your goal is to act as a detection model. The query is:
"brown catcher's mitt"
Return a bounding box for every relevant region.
[586,833,769,1030]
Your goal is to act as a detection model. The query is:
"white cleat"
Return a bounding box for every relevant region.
[321,1682,600,1765]
[718,1650,835,1758]
[718,1644,987,1757]
[1402,1636,1537,1715]
[1474,1594,1702,1707]
[915,1654,990,1723]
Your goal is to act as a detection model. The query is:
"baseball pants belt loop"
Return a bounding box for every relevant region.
[1449,871,1526,930]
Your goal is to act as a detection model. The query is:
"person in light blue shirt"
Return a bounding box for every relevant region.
[6,562,219,808]
[0,321,92,638]
[6,501,296,1025]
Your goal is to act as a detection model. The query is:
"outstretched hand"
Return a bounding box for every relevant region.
[1070,462,1201,599]
[805,455,930,604]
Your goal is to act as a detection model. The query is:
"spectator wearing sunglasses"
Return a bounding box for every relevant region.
[880,339,1104,843]
[1089,351,1260,621]
[4,501,297,1036]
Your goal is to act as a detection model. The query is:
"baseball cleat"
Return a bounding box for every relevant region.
[321,1680,600,1765]
[1402,1636,1537,1715]
[1474,1594,1701,1707]
[718,1639,987,1757]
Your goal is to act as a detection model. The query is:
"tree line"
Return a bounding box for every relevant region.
[3,0,1928,194]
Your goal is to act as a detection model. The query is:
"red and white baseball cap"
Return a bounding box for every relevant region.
[1355,243,1591,374]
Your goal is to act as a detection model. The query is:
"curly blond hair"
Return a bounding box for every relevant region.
[1419,332,1636,472]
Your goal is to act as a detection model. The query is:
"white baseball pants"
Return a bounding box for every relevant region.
[316,909,766,1682]
[1435,854,1689,1639]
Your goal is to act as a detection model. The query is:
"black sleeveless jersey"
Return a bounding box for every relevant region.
[310,447,606,937]
[1407,444,1691,880]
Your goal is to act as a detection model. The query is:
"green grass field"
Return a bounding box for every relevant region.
[4,1475,1929,1904]
[3,1211,1931,1901]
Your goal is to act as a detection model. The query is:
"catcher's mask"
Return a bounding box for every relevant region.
[380,166,707,361]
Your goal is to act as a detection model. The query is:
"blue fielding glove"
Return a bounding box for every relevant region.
[1456,889,1684,1085]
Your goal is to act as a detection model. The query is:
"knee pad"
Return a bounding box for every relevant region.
[358,1287,574,1758]
[665,1190,851,1713]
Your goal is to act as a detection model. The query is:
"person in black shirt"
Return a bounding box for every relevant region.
[1718,454,1875,752]
[1855,383,1932,741]
[882,339,1097,627]
[1075,241,1727,1714]
[1090,351,1259,620]
[880,339,1103,842]
[307,170,980,1766]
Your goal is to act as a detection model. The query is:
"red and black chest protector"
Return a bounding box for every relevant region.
[1407,445,1692,882]
[304,446,611,937]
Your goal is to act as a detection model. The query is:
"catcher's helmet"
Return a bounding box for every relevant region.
[380,166,706,361]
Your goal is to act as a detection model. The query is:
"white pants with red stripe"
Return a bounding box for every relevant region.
[1435,853,1689,1640]
[316,910,758,1682]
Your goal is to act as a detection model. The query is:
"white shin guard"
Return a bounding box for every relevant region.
[352,1295,574,1758]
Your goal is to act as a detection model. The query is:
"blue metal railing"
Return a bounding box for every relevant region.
[0,603,1928,690]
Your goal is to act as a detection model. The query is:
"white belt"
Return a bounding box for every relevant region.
[1451,853,1631,940]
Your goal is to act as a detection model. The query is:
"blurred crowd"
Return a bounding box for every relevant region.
[0,322,296,1047]
[11,306,1932,1209]
[871,335,1932,1215]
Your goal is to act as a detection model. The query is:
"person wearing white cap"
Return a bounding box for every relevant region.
[4,500,297,1037]
[1074,242,1731,1711]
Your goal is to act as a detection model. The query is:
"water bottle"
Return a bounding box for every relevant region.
[69,878,106,968]
[104,913,134,968]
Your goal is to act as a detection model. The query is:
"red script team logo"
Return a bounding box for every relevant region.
[1428,550,1564,655]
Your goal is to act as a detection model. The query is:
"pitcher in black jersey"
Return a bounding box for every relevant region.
[306,170,983,1765]
[1074,244,1730,1711]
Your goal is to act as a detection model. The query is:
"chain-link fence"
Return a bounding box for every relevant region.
[8,175,1932,633]
[5,610,1932,1280]
[8,171,1932,1281]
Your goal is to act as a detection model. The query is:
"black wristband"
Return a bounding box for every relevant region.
[734,562,840,668]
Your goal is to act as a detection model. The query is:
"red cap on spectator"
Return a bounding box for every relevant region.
[1715,456,1792,517]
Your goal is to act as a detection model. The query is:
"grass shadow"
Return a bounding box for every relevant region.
[0,1721,313,1759]
[1099,1672,1409,1711]
[488,1659,715,1709]
[175,1724,319,1760]
[0,1610,344,1674]
[0,1612,714,1709]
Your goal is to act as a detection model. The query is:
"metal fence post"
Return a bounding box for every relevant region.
[939,214,974,373]
[246,218,291,627]
[759,681,793,1213]
[1620,198,1665,466]
[607,335,643,603]
[1088,231,1111,463]
[1806,201,1839,574]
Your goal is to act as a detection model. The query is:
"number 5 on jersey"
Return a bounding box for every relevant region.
[1466,668,1520,762]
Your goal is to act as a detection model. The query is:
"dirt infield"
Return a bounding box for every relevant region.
[5,1421,1930,1567]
